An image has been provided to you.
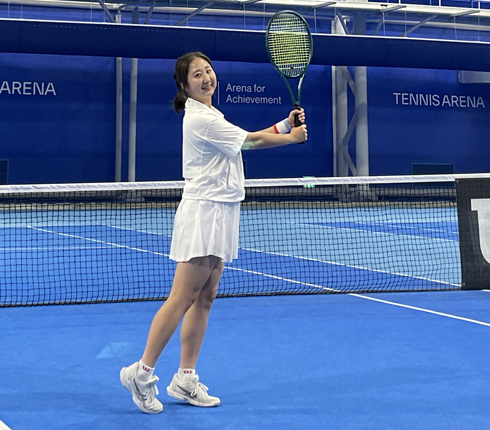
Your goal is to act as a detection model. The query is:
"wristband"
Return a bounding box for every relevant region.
[273,118,292,134]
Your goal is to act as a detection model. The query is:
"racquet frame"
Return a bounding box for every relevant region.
[265,10,313,126]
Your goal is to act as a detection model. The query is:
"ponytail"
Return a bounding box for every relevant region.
[172,87,187,113]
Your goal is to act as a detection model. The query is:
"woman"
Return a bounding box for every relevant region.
[120,52,307,414]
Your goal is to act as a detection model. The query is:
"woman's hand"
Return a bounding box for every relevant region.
[290,124,307,144]
[287,108,305,128]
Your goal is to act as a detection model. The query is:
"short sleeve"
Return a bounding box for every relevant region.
[204,116,249,158]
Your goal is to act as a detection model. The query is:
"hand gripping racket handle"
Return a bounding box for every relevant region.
[294,102,305,145]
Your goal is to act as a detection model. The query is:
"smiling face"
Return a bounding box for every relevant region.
[184,57,216,107]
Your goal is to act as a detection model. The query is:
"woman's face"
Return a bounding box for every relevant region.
[184,57,216,106]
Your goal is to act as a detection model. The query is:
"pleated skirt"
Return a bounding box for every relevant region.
[169,198,240,263]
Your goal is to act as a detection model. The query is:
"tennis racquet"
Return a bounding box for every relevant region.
[266,10,313,139]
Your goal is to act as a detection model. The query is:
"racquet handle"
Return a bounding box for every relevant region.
[293,102,305,145]
[293,102,302,127]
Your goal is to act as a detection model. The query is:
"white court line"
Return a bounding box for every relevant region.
[292,221,458,243]
[108,225,172,237]
[28,227,169,257]
[0,246,111,251]
[227,266,490,327]
[349,293,490,327]
[0,421,12,430]
[30,225,459,287]
[239,247,459,287]
[106,225,459,287]
[225,266,340,293]
[351,220,453,234]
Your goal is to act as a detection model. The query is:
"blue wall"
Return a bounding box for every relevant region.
[0,54,116,184]
[366,67,490,175]
[2,52,490,184]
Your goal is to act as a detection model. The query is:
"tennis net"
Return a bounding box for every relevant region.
[0,174,485,307]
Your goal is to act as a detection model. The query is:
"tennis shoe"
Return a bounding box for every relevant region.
[120,362,163,414]
[167,373,220,407]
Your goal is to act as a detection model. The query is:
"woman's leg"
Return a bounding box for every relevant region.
[141,256,219,367]
[180,257,224,369]
[165,256,223,407]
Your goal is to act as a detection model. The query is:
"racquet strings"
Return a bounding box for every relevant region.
[267,13,311,78]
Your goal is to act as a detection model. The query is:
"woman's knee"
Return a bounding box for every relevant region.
[165,290,197,315]
[198,285,218,310]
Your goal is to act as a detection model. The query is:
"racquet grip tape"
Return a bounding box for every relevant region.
[293,103,305,144]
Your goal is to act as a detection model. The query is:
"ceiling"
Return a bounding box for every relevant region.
[2,0,490,35]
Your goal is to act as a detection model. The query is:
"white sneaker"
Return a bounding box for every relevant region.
[167,373,220,407]
[120,362,163,414]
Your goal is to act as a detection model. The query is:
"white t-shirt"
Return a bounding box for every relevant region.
[181,97,249,202]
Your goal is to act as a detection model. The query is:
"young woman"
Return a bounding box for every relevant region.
[120,52,307,414]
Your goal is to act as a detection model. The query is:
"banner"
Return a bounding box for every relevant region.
[456,178,490,289]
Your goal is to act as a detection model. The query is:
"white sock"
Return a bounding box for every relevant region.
[178,368,196,382]
[136,360,155,383]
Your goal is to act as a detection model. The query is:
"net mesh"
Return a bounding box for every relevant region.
[0,175,472,307]
[266,12,312,78]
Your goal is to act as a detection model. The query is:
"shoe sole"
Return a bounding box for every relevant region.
[166,386,220,407]
[120,367,163,414]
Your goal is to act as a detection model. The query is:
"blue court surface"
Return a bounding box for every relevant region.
[1,290,489,430]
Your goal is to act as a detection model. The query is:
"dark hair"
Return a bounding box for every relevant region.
[172,52,213,113]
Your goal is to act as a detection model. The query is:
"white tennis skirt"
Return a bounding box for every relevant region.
[169,198,241,263]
